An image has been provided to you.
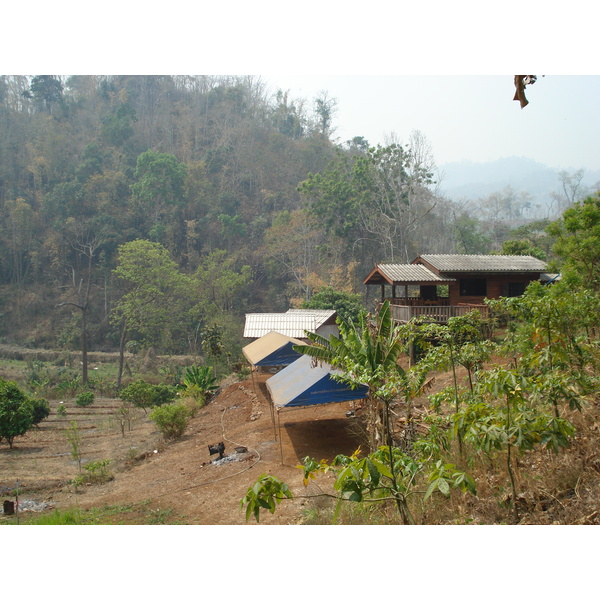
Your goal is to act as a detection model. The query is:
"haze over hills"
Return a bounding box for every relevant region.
[437,157,600,216]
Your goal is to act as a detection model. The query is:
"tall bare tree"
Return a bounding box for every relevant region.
[56,233,101,385]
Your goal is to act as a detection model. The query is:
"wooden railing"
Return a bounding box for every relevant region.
[384,302,489,324]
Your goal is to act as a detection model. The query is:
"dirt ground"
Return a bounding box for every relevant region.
[0,371,366,525]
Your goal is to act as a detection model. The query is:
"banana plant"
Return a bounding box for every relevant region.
[293,301,415,451]
[178,365,219,404]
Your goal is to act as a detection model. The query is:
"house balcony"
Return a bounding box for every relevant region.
[380,298,490,324]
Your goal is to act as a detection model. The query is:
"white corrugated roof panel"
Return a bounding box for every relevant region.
[244,309,338,338]
[243,313,317,338]
[286,309,337,328]
[364,264,456,285]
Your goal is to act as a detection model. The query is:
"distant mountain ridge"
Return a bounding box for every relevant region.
[437,157,600,208]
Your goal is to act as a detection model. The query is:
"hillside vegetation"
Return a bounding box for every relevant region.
[0,76,599,527]
[1,75,594,375]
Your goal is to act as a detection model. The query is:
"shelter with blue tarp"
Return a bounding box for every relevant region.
[267,355,369,408]
[266,354,369,463]
[242,331,306,369]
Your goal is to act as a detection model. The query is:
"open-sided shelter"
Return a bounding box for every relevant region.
[242,331,307,370]
[266,354,369,463]
[267,354,368,409]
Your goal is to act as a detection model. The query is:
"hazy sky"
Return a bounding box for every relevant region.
[261,75,600,171]
[9,3,599,175]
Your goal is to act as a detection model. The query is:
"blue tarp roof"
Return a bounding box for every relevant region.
[266,355,369,409]
[242,331,306,367]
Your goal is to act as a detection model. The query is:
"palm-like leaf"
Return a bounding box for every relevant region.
[294,301,405,382]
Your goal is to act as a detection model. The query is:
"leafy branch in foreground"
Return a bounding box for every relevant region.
[241,445,476,525]
[240,474,293,523]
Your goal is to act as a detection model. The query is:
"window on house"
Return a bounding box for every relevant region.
[460,278,487,296]
[507,281,527,297]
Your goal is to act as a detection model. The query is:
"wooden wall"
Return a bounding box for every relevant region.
[448,273,541,304]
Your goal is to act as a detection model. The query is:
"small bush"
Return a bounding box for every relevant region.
[74,459,113,486]
[76,391,95,407]
[149,402,190,440]
[30,397,50,426]
[119,380,177,411]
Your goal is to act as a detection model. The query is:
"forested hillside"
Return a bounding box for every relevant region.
[0,75,590,370]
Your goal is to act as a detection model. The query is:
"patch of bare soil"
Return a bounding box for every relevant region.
[0,372,363,524]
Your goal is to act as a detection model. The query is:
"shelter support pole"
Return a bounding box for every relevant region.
[250,366,257,395]
[269,397,278,440]
[278,409,284,465]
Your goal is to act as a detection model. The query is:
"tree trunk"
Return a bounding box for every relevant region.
[117,321,128,391]
[81,307,88,385]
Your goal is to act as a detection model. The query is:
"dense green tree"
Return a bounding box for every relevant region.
[111,239,194,387]
[101,102,138,148]
[30,397,51,426]
[508,219,554,258]
[270,90,305,138]
[546,192,600,291]
[300,139,438,262]
[498,239,547,260]
[301,286,365,324]
[194,249,252,315]
[298,150,359,241]
[130,150,187,235]
[0,379,35,448]
[192,249,253,363]
[27,75,64,114]
[452,214,492,254]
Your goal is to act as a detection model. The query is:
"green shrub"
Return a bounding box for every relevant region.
[76,391,95,407]
[119,380,177,411]
[30,397,50,426]
[72,459,113,489]
[149,402,190,440]
[0,378,35,448]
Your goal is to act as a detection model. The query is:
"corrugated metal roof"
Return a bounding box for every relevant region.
[286,309,337,328]
[243,314,316,338]
[368,264,456,284]
[243,310,338,338]
[416,254,548,272]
